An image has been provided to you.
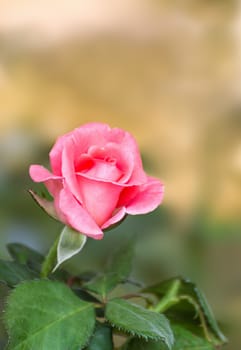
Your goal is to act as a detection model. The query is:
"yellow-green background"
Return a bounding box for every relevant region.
[0,1,240,349]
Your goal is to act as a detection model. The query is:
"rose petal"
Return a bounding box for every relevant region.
[75,154,94,173]
[30,123,165,235]
[77,175,123,227]
[58,187,103,239]
[29,165,61,182]
[43,179,63,198]
[29,164,63,201]
[84,159,123,182]
[101,207,126,229]
[117,186,139,207]
[49,132,72,175]
[29,164,63,198]
[50,124,109,176]
[87,142,133,183]
[125,177,164,215]
[72,123,146,185]
[62,137,83,203]
[71,123,111,155]
[108,127,147,184]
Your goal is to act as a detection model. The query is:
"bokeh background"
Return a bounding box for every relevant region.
[0,0,241,348]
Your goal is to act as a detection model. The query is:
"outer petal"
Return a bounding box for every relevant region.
[101,207,126,229]
[49,123,109,176]
[77,175,123,227]
[58,187,104,240]
[50,123,110,175]
[117,186,139,207]
[49,131,72,175]
[29,165,61,182]
[70,123,112,156]
[29,164,63,199]
[125,177,164,215]
[62,137,83,203]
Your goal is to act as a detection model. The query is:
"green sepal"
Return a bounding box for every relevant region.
[29,190,58,220]
[41,226,87,277]
[53,226,87,272]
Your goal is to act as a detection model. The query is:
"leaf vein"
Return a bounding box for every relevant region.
[12,303,92,349]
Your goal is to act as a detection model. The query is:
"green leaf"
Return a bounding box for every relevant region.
[172,324,215,350]
[72,288,101,304]
[122,338,166,350]
[0,282,10,347]
[53,226,87,272]
[83,273,120,299]
[85,322,113,350]
[193,287,226,343]
[7,243,44,272]
[105,298,174,349]
[5,280,96,350]
[0,260,37,287]
[83,243,134,299]
[122,324,215,350]
[144,277,227,346]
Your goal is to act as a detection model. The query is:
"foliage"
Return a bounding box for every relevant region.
[0,235,227,350]
[5,280,95,350]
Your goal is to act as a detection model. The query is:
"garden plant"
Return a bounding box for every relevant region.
[1,123,227,349]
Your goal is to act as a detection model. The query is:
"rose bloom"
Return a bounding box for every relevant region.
[29,123,164,239]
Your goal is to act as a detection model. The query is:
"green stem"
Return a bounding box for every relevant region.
[41,236,59,278]
[153,279,181,313]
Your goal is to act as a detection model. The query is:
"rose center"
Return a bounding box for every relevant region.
[75,151,123,183]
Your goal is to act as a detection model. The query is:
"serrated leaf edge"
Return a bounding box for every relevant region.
[4,280,96,350]
[105,299,174,347]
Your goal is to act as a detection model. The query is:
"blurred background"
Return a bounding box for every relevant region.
[0,0,241,348]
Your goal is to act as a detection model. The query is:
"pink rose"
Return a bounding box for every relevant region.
[29,123,164,239]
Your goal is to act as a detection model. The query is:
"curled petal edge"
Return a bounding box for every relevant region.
[125,178,165,215]
[29,164,62,182]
